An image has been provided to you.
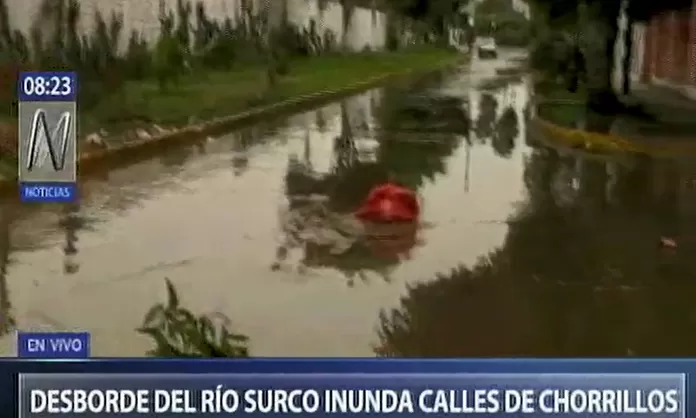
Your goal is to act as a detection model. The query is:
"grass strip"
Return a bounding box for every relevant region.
[84,47,462,134]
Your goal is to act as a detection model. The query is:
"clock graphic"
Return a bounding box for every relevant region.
[18,71,77,102]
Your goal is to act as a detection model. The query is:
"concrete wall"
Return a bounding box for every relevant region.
[5,0,388,52]
[284,0,387,51]
[630,23,646,82]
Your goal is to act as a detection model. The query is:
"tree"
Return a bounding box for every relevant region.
[530,0,692,104]
[61,203,80,274]
[374,85,465,189]
[474,93,498,142]
[382,0,470,40]
[376,147,696,357]
[492,106,519,157]
[475,0,531,46]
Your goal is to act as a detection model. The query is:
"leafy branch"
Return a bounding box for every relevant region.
[137,278,249,357]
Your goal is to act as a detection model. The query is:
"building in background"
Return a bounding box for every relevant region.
[624,1,696,99]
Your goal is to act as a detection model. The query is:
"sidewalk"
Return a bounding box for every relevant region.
[613,82,696,141]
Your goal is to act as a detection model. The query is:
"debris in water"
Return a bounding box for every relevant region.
[660,237,677,249]
[273,193,424,285]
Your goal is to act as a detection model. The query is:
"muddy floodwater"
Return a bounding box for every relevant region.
[2,50,696,357]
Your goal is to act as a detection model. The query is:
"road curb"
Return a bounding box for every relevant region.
[531,100,696,157]
[1,54,467,197]
[530,118,640,154]
[532,117,696,157]
[75,58,461,169]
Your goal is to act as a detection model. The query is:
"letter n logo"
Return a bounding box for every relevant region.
[26,109,72,171]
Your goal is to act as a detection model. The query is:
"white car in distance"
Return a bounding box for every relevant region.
[477,37,497,59]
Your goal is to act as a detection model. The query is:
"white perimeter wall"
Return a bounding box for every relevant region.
[5,0,388,52]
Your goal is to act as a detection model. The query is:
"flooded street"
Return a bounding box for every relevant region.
[2,50,696,357]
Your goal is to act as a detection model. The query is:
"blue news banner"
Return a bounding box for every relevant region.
[18,373,683,418]
[6,333,694,418]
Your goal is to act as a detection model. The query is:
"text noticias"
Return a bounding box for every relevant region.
[21,185,72,199]
[30,387,681,414]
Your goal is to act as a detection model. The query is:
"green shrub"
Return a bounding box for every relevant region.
[475,12,530,47]
[138,279,250,357]
[495,24,530,47]
[0,0,342,115]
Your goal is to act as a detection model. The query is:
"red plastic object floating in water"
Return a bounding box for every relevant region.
[355,183,420,222]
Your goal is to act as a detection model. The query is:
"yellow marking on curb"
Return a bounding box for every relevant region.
[530,97,696,156]
[530,118,696,157]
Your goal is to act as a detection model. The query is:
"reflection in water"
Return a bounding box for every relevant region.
[232,130,253,176]
[315,110,328,132]
[374,86,465,190]
[60,204,82,275]
[160,144,194,168]
[470,77,527,157]
[653,160,681,241]
[474,93,498,142]
[277,77,479,283]
[332,103,360,174]
[6,54,696,357]
[493,107,518,158]
[610,155,653,210]
[376,262,542,357]
[284,86,469,212]
[378,143,696,356]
